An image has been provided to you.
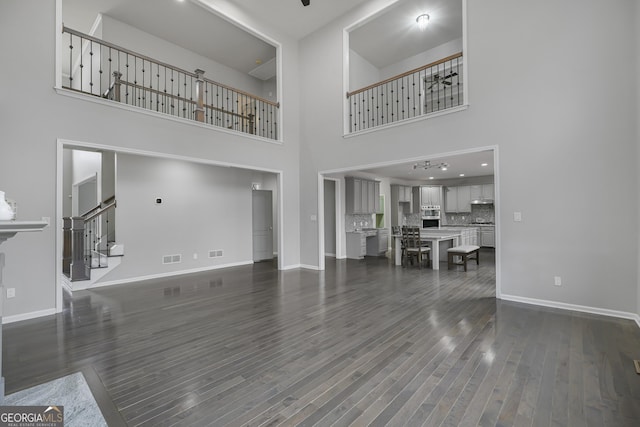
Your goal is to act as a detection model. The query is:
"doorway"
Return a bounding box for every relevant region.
[318,146,500,296]
[324,180,337,257]
[252,190,274,262]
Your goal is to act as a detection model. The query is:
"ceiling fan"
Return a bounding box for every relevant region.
[424,72,458,90]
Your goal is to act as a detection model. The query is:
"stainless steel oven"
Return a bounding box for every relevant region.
[421,205,441,219]
[422,218,440,228]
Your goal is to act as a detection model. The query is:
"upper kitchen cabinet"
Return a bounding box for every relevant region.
[445,185,472,213]
[390,185,413,226]
[470,184,494,201]
[413,186,442,213]
[346,177,380,214]
[445,186,458,213]
[391,185,412,204]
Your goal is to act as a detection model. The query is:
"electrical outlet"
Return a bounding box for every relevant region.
[6,288,15,298]
[514,212,522,222]
[193,253,198,260]
[554,276,562,287]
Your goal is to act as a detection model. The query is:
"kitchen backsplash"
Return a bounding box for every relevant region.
[444,204,494,225]
[345,214,375,231]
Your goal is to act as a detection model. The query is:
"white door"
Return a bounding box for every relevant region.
[252,190,273,261]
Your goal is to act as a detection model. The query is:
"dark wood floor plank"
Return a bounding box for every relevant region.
[3,250,640,426]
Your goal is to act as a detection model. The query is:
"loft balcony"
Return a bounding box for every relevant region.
[346,53,464,134]
[61,26,280,141]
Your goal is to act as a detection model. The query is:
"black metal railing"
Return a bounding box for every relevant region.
[63,198,116,282]
[62,26,279,140]
[346,52,463,133]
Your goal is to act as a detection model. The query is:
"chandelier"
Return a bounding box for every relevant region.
[413,160,449,171]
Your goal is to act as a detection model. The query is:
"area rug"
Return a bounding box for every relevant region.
[3,372,107,427]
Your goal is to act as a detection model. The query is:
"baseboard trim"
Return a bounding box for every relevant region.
[280,264,301,271]
[92,261,255,289]
[500,294,640,328]
[324,253,336,257]
[299,264,321,271]
[3,308,57,324]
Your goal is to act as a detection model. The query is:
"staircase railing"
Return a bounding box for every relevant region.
[63,199,117,282]
[346,52,463,133]
[62,26,279,140]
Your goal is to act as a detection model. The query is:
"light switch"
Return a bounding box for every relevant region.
[310,214,317,221]
[514,212,522,222]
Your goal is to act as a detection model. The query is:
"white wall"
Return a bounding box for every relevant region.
[299,0,639,314]
[71,150,101,186]
[636,0,640,320]
[349,49,380,91]
[0,0,301,319]
[96,154,255,282]
[379,38,463,80]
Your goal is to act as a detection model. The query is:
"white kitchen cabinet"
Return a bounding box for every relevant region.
[424,186,442,206]
[361,181,368,214]
[456,185,471,212]
[346,232,366,259]
[413,186,442,213]
[471,184,494,201]
[445,187,458,213]
[366,229,389,256]
[346,177,381,214]
[400,186,412,203]
[370,181,378,213]
[390,185,412,225]
[480,226,495,247]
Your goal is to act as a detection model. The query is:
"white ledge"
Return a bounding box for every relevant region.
[0,221,48,245]
[54,87,283,146]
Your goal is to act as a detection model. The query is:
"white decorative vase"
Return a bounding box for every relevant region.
[0,191,15,220]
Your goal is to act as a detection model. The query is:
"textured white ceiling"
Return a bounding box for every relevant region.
[357,150,495,182]
[62,0,276,75]
[350,0,463,69]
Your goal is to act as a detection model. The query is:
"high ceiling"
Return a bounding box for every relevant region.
[62,0,277,75]
[63,0,461,77]
[350,0,463,69]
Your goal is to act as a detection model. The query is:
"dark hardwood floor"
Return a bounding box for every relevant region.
[4,250,640,426]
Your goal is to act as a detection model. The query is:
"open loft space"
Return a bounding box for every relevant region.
[347,0,465,133]
[60,0,280,140]
[2,0,640,425]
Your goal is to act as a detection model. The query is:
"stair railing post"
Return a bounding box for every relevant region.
[194,69,205,122]
[112,71,122,102]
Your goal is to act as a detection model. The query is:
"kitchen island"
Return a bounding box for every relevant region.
[392,228,462,269]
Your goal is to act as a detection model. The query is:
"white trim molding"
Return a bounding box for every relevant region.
[500,294,640,329]
[3,309,57,325]
[89,261,254,289]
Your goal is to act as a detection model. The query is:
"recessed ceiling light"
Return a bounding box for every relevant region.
[459,173,465,177]
[441,167,447,171]
[429,176,434,180]
[481,163,488,167]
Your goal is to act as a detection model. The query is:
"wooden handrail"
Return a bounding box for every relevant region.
[346,52,463,98]
[117,80,255,121]
[62,26,279,108]
[83,199,117,222]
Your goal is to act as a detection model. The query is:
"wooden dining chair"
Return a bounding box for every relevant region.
[403,226,431,268]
